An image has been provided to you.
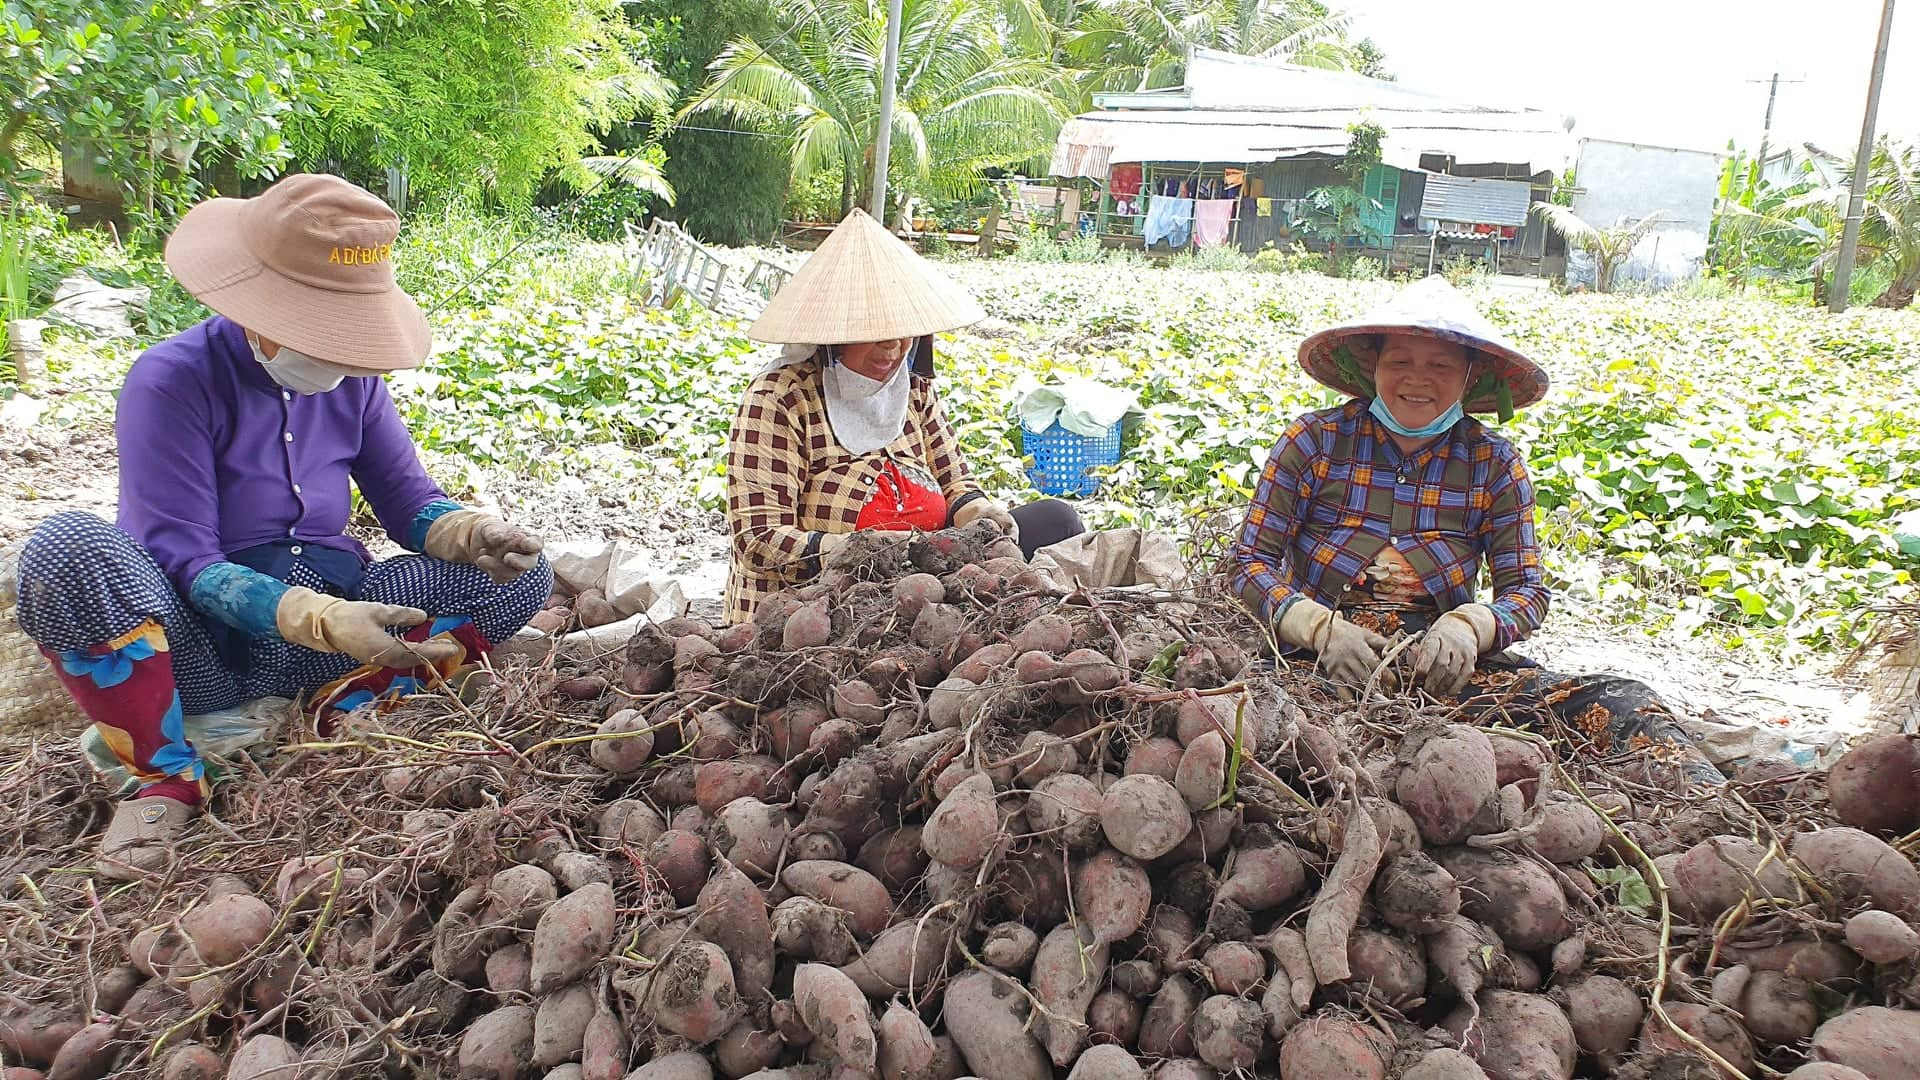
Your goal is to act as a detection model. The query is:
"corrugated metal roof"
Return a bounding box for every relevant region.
[1417,173,1533,226]
[1059,47,1571,177]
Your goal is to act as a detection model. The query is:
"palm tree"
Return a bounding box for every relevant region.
[1064,0,1360,95]
[686,0,1074,221]
[1531,204,1669,294]
[1806,138,1919,309]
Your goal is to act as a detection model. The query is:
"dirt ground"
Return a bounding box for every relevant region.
[0,414,1872,768]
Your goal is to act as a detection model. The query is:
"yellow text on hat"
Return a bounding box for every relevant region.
[329,243,394,266]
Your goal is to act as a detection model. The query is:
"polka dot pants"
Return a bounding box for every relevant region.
[16,511,553,714]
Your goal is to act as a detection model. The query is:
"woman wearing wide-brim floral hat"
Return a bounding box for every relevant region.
[14,174,555,880]
[724,209,1085,623]
[1231,275,1721,784]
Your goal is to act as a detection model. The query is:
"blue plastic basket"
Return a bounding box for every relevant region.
[1023,420,1124,496]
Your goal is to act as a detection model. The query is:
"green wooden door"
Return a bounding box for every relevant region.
[1359,165,1401,243]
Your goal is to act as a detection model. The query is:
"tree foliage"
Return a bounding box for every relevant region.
[631,0,791,247]
[690,0,1074,220]
[286,0,667,211]
[1063,0,1363,95]
[1531,204,1669,294]
[1,0,392,223]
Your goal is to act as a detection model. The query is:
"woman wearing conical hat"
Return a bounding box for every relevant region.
[1232,276,1721,783]
[725,210,1084,623]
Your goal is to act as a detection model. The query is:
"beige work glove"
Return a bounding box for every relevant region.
[952,498,1019,543]
[424,509,545,584]
[1411,603,1497,697]
[817,528,913,557]
[276,587,461,669]
[1277,597,1389,688]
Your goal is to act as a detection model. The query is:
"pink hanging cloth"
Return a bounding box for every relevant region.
[1193,199,1236,247]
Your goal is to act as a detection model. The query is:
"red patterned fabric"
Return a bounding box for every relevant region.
[854,461,948,533]
[1110,164,1143,198]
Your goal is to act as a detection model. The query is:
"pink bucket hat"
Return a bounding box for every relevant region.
[1298,276,1548,418]
[163,173,430,371]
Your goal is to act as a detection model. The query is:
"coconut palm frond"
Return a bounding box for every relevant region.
[1530,202,1600,247]
[580,155,676,205]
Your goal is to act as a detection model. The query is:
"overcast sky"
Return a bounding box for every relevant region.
[1344,0,1915,161]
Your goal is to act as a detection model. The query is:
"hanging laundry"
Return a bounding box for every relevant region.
[1110,164,1142,198]
[1193,199,1235,247]
[1246,176,1265,199]
[1256,198,1275,218]
[1145,197,1194,248]
[1223,168,1246,191]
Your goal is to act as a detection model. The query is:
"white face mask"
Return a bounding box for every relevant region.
[246,332,351,395]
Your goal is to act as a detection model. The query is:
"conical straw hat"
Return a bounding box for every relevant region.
[749,209,986,344]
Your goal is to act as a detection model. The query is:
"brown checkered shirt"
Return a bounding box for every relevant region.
[724,357,984,623]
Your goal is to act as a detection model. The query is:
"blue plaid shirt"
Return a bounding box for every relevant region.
[1231,400,1550,651]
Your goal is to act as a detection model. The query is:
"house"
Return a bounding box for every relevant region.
[1569,138,1724,289]
[1048,48,1575,273]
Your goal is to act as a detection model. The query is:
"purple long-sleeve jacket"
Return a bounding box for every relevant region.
[116,316,447,596]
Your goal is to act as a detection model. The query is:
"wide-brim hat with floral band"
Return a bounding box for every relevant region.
[164,173,430,371]
[749,208,986,345]
[1297,275,1547,421]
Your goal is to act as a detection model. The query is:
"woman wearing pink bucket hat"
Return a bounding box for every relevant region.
[1231,276,1720,785]
[14,174,553,879]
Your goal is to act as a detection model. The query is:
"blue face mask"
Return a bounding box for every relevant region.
[1370,395,1464,440]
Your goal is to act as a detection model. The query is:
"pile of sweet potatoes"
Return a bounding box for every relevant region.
[4,524,1920,1080]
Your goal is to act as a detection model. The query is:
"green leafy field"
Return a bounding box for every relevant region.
[400,251,1920,655]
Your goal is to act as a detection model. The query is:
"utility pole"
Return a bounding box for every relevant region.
[1830,0,1898,313]
[1745,72,1802,197]
[869,0,905,224]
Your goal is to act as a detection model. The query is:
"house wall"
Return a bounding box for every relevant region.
[1571,139,1722,288]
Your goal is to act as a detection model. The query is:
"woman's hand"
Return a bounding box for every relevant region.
[275,588,462,668]
[953,499,1018,542]
[424,510,545,583]
[1277,597,1388,688]
[1411,604,1497,697]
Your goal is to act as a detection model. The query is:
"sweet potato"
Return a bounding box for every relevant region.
[712,797,790,879]
[181,893,275,967]
[46,1022,117,1080]
[695,860,776,1002]
[783,599,833,650]
[1065,1044,1145,1080]
[941,971,1051,1080]
[1343,929,1425,1003]
[696,756,781,814]
[857,827,930,893]
[641,831,708,907]
[645,941,742,1046]
[1152,1060,1220,1080]
[1215,824,1306,912]
[982,922,1040,973]
[1397,724,1501,846]
[1174,731,1229,812]
[1556,974,1642,1064]
[1445,990,1576,1080]
[534,982,595,1068]
[911,603,966,651]
[923,773,999,868]
[1374,852,1460,933]
[1731,970,1818,1046]
[1307,791,1383,985]
[1126,737,1185,783]
[625,1052,714,1079]
[434,884,500,984]
[529,882,615,994]
[128,926,185,979]
[1845,910,1920,963]
[1073,850,1153,945]
[1191,995,1262,1072]
[1201,942,1265,996]
[1027,773,1105,851]
[781,861,893,939]
[1793,827,1920,916]
[792,963,878,1071]
[1469,793,1605,865]
[839,918,952,997]
[1032,923,1109,1067]
[1278,1017,1392,1080]
[874,1001,939,1080]
[1725,939,1864,990]
[1810,1006,1920,1077]
[1425,916,1504,1002]
[1827,735,1920,836]
[1433,847,1572,951]
[1012,731,1079,785]
[1668,835,1798,921]
[487,945,534,996]
[773,897,858,966]
[1637,1002,1755,1078]
[1402,1049,1490,1080]
[892,573,947,621]
[598,800,668,851]
[1785,1066,1872,1080]
[1089,990,1143,1048]
[459,1007,536,1080]
[159,1043,225,1080]
[580,1001,628,1080]
[1010,614,1075,656]
[1101,775,1192,861]
[589,709,654,775]
[716,1020,784,1078]
[1138,974,1202,1059]
[1112,959,1163,998]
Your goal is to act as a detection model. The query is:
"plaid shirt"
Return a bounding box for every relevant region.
[725,357,983,623]
[1231,399,1550,650]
